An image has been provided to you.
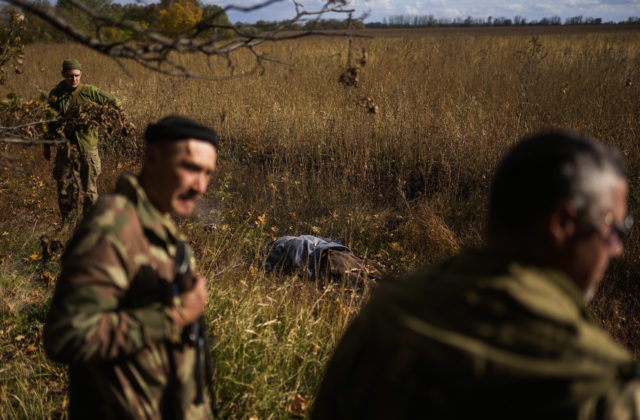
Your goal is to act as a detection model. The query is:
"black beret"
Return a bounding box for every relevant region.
[145,115,219,149]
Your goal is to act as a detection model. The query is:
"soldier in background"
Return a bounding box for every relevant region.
[312,130,639,419]
[45,58,120,222]
[44,116,218,419]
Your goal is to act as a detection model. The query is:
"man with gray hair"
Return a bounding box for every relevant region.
[312,130,637,419]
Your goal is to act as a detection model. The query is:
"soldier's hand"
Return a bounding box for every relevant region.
[171,275,207,329]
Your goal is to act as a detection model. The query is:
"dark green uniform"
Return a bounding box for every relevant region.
[44,173,209,419]
[48,81,119,222]
[312,249,640,419]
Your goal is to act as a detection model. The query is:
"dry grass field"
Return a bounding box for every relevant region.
[1,25,640,418]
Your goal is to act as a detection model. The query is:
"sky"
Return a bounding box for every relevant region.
[217,0,640,24]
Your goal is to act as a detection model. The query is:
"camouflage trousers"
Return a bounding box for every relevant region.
[53,145,101,223]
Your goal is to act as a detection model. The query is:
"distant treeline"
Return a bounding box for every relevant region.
[244,15,640,33]
[230,14,640,36]
[368,14,640,28]
[245,18,365,33]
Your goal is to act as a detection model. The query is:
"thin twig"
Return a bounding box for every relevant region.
[0,118,59,131]
[0,137,65,145]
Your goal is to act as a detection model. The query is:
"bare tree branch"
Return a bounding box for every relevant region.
[6,0,358,79]
[0,137,65,145]
[0,118,59,131]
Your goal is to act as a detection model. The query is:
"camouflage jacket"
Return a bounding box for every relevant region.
[48,81,120,153]
[312,249,640,420]
[44,173,209,420]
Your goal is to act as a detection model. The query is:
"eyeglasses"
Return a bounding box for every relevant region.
[603,212,634,239]
[581,211,634,248]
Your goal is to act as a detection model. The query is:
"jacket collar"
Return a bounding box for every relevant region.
[115,173,184,245]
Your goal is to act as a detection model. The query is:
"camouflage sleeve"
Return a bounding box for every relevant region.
[85,85,121,107]
[47,87,61,116]
[44,223,178,364]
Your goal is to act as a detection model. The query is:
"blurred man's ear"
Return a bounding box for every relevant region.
[142,145,164,177]
[143,146,156,168]
[548,202,576,248]
[143,143,176,176]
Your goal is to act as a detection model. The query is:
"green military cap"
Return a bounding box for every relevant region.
[62,59,82,72]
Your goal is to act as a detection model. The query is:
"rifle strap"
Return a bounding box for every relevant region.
[64,83,84,115]
[165,340,184,420]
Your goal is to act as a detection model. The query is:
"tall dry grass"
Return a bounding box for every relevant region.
[1,26,640,418]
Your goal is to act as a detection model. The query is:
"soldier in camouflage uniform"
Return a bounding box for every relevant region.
[45,116,219,419]
[312,130,640,420]
[45,58,120,222]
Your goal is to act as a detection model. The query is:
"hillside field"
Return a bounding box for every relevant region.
[1,25,640,418]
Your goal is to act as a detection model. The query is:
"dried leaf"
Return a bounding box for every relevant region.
[339,66,360,87]
[39,271,55,286]
[255,213,267,228]
[287,394,308,418]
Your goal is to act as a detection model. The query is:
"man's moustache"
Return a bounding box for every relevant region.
[178,190,199,200]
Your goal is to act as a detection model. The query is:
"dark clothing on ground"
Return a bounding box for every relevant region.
[265,235,350,279]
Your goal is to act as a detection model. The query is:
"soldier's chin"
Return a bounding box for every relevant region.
[174,199,196,217]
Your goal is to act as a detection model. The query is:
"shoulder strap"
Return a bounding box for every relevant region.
[64,83,84,115]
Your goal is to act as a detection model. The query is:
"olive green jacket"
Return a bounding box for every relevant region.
[44,173,209,420]
[312,249,640,420]
[48,81,119,153]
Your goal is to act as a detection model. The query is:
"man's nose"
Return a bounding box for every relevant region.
[612,243,623,258]
[194,174,208,194]
[609,236,624,258]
